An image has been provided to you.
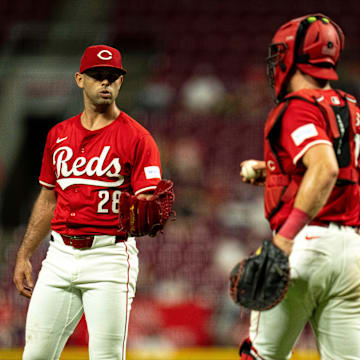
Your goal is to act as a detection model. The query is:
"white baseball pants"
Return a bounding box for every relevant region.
[250,224,360,360]
[22,231,139,360]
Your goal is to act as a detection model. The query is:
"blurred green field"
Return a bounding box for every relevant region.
[0,347,320,360]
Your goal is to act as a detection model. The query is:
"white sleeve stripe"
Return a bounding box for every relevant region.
[293,140,332,165]
[291,123,318,146]
[135,185,157,195]
[39,180,55,188]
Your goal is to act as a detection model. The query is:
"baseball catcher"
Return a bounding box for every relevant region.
[119,179,175,237]
[233,13,360,360]
[230,240,290,311]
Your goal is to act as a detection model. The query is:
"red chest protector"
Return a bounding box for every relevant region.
[264,89,360,223]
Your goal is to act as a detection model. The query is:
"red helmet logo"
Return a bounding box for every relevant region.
[266,14,345,101]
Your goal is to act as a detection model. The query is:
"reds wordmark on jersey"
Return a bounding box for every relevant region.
[39,111,161,236]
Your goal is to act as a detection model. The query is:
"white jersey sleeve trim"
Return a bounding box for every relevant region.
[135,185,157,195]
[293,140,332,165]
[39,180,55,188]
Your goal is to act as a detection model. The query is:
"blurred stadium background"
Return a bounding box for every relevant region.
[0,0,359,359]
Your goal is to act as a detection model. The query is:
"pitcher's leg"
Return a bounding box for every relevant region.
[83,282,134,360]
[22,273,83,360]
[81,240,139,360]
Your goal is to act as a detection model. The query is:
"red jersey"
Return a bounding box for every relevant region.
[264,89,360,230]
[39,111,162,236]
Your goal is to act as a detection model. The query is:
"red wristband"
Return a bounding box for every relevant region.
[277,208,311,239]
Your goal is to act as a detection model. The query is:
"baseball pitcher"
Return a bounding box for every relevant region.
[13,45,174,360]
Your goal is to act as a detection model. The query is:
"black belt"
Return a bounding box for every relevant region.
[51,233,128,249]
[309,220,334,227]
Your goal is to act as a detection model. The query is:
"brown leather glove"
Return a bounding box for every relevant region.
[119,180,175,237]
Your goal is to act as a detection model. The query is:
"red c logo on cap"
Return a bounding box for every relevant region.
[97,50,112,60]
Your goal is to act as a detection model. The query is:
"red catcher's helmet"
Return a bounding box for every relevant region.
[266,14,345,101]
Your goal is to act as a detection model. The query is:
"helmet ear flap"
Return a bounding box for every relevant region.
[295,15,344,68]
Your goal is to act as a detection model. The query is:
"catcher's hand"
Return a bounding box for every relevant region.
[229,240,290,311]
[119,179,175,237]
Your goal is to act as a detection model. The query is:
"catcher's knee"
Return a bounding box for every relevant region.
[239,338,263,360]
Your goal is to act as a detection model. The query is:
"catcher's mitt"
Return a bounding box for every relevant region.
[229,240,290,311]
[119,179,175,237]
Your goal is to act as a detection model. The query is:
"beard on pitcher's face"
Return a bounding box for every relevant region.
[84,81,122,105]
[81,69,123,105]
